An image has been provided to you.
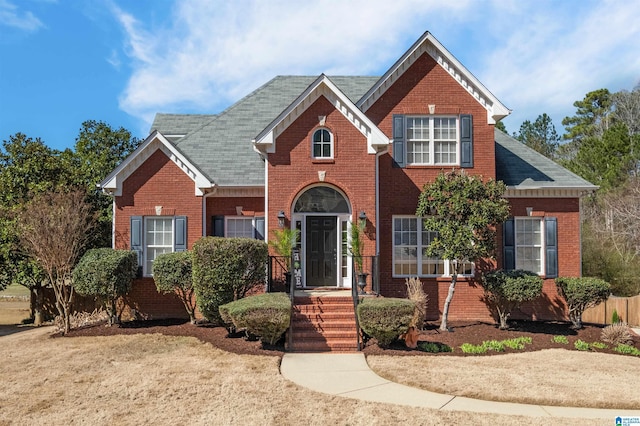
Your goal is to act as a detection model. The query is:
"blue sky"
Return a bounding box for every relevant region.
[1,0,639,151]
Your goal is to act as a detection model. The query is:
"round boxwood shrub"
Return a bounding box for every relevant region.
[357,297,415,348]
[73,248,137,325]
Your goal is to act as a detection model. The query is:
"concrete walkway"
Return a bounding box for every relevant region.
[280,353,640,419]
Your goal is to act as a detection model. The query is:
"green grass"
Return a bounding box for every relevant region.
[0,284,29,299]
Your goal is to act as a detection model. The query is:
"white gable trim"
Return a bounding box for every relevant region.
[357,31,511,124]
[99,131,214,196]
[253,75,390,154]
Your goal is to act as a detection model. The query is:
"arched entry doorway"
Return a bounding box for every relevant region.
[292,185,352,288]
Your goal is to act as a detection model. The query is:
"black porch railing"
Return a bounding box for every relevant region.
[266,255,379,295]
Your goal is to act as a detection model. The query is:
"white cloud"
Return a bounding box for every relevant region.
[112,0,640,135]
[0,0,44,32]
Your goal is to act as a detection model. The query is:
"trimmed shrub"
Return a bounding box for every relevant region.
[418,341,452,353]
[480,269,543,329]
[192,237,268,323]
[152,251,196,324]
[601,322,633,346]
[357,297,415,348]
[555,277,611,329]
[219,293,291,345]
[73,248,137,325]
[612,309,621,324]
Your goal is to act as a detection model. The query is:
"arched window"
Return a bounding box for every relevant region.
[312,128,333,158]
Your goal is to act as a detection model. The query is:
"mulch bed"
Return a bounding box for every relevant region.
[59,318,640,358]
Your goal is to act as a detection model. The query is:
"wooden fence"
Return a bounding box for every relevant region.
[582,295,640,326]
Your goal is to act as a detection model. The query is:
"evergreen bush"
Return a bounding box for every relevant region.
[219,293,291,345]
[480,269,543,329]
[73,248,137,325]
[555,277,610,329]
[152,251,197,323]
[192,237,268,323]
[356,297,415,348]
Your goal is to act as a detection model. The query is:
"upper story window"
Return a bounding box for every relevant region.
[406,116,457,165]
[393,114,473,168]
[312,128,333,159]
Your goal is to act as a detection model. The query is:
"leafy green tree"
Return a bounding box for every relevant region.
[555,277,610,329]
[0,134,65,321]
[565,123,636,190]
[62,120,140,249]
[152,251,197,323]
[562,88,612,143]
[495,121,508,133]
[416,170,510,331]
[73,248,137,325]
[481,270,543,329]
[514,113,560,159]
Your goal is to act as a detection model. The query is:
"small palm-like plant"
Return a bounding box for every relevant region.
[601,322,633,346]
[269,228,299,272]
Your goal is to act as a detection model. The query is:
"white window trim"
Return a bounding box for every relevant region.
[392,215,474,278]
[143,216,174,277]
[514,216,546,275]
[311,128,334,159]
[224,216,258,239]
[405,115,459,166]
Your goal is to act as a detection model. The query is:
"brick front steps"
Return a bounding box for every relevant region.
[287,292,359,352]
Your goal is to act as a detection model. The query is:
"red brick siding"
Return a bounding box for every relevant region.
[267,96,377,256]
[204,197,264,236]
[114,149,204,319]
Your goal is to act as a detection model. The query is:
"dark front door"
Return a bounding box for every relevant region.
[306,216,337,287]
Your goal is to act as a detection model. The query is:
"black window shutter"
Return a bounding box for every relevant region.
[460,114,473,168]
[174,216,187,251]
[503,219,515,270]
[392,114,405,168]
[130,216,143,276]
[213,215,225,237]
[254,216,265,240]
[545,217,558,278]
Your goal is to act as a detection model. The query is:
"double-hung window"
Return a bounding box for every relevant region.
[130,215,187,277]
[504,217,558,277]
[406,116,457,165]
[392,216,473,277]
[393,114,473,168]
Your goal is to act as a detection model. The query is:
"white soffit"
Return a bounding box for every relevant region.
[357,31,511,124]
[253,75,390,154]
[99,131,214,196]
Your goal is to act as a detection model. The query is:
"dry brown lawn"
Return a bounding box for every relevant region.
[0,327,605,426]
[0,301,621,424]
[367,350,640,410]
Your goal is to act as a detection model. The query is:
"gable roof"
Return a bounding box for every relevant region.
[357,31,511,124]
[253,74,390,154]
[151,76,379,187]
[495,129,597,194]
[99,131,213,196]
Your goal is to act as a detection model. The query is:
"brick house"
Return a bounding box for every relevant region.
[100,31,595,325]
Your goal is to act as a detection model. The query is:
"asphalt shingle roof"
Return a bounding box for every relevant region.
[147,76,595,191]
[151,76,379,186]
[495,129,596,190]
